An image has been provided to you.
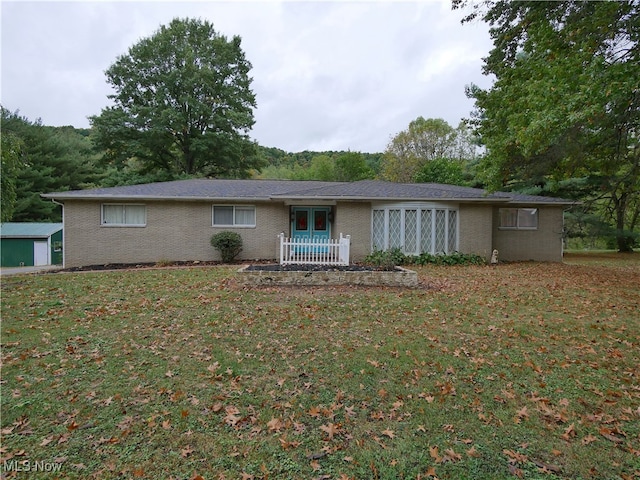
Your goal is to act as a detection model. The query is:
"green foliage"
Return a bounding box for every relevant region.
[210,231,243,263]
[458,1,640,252]
[380,117,478,183]
[254,147,378,182]
[334,151,375,181]
[1,107,103,222]
[364,248,486,267]
[405,251,486,266]
[91,18,260,178]
[0,130,23,221]
[415,157,470,186]
[363,248,406,269]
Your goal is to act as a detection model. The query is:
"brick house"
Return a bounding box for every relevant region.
[42,179,575,268]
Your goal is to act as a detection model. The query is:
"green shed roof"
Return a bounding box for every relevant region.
[0,223,63,238]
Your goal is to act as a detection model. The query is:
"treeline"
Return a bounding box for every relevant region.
[2,102,637,250]
[2,107,391,222]
[1,107,480,224]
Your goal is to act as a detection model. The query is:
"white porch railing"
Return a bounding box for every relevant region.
[278,233,351,266]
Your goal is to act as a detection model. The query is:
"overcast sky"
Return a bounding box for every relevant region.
[1,0,493,153]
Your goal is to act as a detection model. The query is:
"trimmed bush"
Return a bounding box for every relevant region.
[210,231,243,263]
[364,249,486,267]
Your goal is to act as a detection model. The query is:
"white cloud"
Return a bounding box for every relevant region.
[1,0,494,153]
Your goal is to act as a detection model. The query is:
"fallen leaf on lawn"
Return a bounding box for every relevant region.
[442,448,462,463]
[466,446,480,458]
[310,459,321,471]
[181,446,194,458]
[430,445,442,463]
[308,406,322,418]
[599,426,625,443]
[561,423,576,441]
[267,417,284,432]
[508,463,524,478]
[319,423,340,440]
[423,466,437,477]
[503,449,528,463]
[582,434,598,445]
[381,428,395,439]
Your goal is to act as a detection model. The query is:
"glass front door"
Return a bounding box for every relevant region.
[291,207,331,246]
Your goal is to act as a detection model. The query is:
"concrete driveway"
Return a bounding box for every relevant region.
[1,265,63,277]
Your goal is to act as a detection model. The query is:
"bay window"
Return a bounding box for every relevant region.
[372,204,458,255]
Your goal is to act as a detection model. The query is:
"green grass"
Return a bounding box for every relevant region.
[1,255,639,479]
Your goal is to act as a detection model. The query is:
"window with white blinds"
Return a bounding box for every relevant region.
[212,205,256,227]
[102,204,146,226]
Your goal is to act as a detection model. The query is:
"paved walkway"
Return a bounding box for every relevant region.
[1,265,63,277]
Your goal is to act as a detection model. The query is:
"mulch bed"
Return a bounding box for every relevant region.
[244,264,396,272]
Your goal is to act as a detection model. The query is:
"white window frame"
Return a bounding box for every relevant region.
[212,205,256,228]
[371,202,459,255]
[101,204,146,227]
[499,208,538,230]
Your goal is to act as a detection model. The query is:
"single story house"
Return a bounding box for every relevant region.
[0,222,63,267]
[41,179,575,268]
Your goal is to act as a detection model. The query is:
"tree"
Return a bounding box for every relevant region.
[457,0,640,251]
[334,151,374,182]
[380,117,477,183]
[1,108,102,222]
[1,131,23,221]
[90,18,261,178]
[415,158,467,185]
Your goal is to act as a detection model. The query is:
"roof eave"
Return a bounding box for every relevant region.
[41,194,273,202]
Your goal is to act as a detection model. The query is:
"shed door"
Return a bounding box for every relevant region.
[33,241,49,266]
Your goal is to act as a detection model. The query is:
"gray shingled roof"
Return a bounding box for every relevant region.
[42,179,576,205]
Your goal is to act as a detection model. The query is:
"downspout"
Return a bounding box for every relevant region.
[51,199,65,268]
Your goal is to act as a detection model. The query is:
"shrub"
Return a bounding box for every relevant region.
[364,248,406,270]
[364,249,486,267]
[210,231,243,263]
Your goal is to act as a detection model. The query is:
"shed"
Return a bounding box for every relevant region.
[0,223,63,267]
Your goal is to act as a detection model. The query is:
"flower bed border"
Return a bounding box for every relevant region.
[238,265,418,287]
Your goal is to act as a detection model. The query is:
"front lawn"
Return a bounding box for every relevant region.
[1,256,638,479]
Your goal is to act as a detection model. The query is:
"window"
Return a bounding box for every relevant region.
[372,205,458,255]
[102,204,146,226]
[212,205,255,227]
[499,208,538,229]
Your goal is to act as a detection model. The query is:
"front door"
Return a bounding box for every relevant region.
[291,207,331,244]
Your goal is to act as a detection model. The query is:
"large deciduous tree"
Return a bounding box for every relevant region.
[380,117,477,183]
[457,0,639,251]
[91,18,260,178]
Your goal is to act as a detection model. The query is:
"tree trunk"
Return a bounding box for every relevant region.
[615,193,634,252]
